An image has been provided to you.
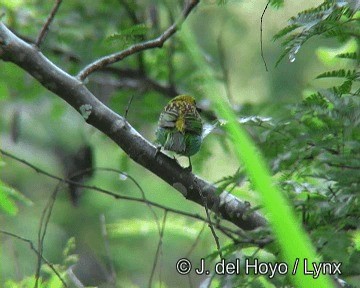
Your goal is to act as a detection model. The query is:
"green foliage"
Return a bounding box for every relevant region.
[106,24,148,48]
[182,22,334,288]
[270,0,284,8]
[0,180,18,215]
[274,0,360,65]
[0,179,32,215]
[4,237,78,288]
[336,52,358,60]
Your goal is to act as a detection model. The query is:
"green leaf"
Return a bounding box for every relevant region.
[269,0,284,8]
[106,24,148,43]
[2,0,24,9]
[0,185,17,215]
[0,179,32,215]
[273,24,299,41]
[316,69,357,80]
[336,52,358,60]
[0,82,9,101]
[353,230,360,251]
[0,179,33,206]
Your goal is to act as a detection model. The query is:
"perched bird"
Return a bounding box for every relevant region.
[156,95,203,170]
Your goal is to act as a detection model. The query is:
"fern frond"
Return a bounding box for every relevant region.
[273,24,299,41]
[332,80,353,94]
[316,69,357,80]
[336,52,358,60]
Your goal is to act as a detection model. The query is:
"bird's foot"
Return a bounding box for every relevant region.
[185,157,192,172]
[155,145,162,158]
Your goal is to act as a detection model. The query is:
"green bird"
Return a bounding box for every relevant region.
[156,95,203,171]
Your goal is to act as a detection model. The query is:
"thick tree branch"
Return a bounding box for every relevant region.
[77,0,200,80]
[0,22,267,231]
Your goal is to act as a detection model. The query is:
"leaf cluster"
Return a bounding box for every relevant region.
[274,0,360,65]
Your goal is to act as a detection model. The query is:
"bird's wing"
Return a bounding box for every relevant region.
[158,110,178,129]
[184,114,203,135]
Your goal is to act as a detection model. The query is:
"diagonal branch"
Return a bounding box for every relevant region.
[36,0,63,47]
[0,22,267,231]
[77,0,200,81]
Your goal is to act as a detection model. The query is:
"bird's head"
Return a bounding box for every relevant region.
[169,95,197,107]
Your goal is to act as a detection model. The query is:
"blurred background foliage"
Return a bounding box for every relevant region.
[0,0,359,287]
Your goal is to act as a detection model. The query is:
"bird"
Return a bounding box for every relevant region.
[155,95,203,171]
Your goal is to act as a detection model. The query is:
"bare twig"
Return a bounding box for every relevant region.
[185,222,207,258]
[0,149,241,238]
[197,182,223,259]
[149,210,167,287]
[100,214,117,285]
[163,1,177,89]
[36,0,63,47]
[118,0,138,23]
[10,28,80,62]
[35,182,61,288]
[117,0,145,72]
[0,229,67,287]
[80,167,161,234]
[260,1,270,72]
[77,0,200,80]
[124,94,135,119]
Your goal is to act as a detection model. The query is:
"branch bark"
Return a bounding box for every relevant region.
[77,0,200,80]
[0,22,267,231]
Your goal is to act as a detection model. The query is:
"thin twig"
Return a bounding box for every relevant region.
[185,222,206,258]
[0,149,238,238]
[149,210,167,288]
[196,182,223,259]
[77,0,200,80]
[35,182,61,288]
[36,0,63,47]
[73,167,161,234]
[100,214,117,285]
[124,94,135,119]
[0,229,67,287]
[163,1,177,89]
[117,0,145,72]
[260,1,270,72]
